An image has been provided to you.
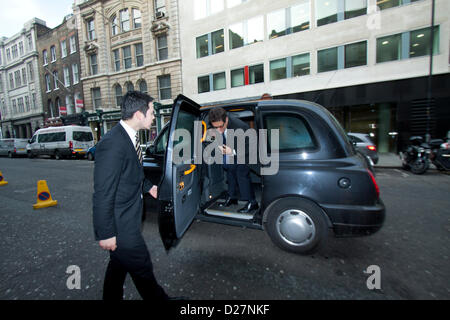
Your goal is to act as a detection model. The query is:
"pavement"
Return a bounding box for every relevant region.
[374,153,402,169]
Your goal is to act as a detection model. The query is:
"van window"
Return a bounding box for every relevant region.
[30,135,37,143]
[263,113,317,153]
[156,127,169,154]
[73,131,93,141]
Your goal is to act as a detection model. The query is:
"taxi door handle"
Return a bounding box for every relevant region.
[184,164,196,176]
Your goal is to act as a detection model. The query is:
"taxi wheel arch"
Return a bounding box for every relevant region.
[264,197,330,254]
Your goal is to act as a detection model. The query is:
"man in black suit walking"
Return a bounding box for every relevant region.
[209,108,259,213]
[93,91,169,300]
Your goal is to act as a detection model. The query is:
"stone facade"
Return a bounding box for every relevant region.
[0,18,50,138]
[74,0,182,140]
[36,15,85,127]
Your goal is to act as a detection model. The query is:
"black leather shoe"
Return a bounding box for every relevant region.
[220,197,238,207]
[238,201,259,213]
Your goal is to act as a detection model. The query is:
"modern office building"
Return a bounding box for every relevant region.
[36,14,85,128]
[0,19,50,138]
[179,0,449,152]
[74,0,182,142]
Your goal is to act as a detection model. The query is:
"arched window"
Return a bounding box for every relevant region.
[48,99,54,118]
[111,15,119,36]
[74,92,83,113]
[115,84,123,107]
[126,81,134,92]
[138,79,148,93]
[65,95,75,115]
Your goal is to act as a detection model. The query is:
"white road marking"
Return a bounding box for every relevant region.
[394,169,409,178]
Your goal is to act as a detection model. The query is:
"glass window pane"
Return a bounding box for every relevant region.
[213,72,226,90]
[376,0,400,11]
[292,2,310,33]
[376,34,402,63]
[210,0,224,14]
[194,0,207,19]
[229,22,244,49]
[212,29,224,54]
[249,64,264,84]
[292,53,310,76]
[409,26,439,58]
[268,9,286,39]
[231,68,244,87]
[345,41,367,68]
[345,0,367,19]
[139,80,148,93]
[123,46,132,69]
[270,58,287,80]
[247,16,264,44]
[196,34,209,58]
[115,85,122,106]
[316,0,338,27]
[318,47,338,72]
[198,75,210,93]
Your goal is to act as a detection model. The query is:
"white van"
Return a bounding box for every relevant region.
[0,139,29,157]
[28,126,94,160]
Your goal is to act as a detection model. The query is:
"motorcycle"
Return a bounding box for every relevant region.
[428,139,450,171]
[400,136,430,174]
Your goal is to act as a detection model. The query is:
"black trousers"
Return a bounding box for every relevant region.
[225,164,256,202]
[103,242,168,300]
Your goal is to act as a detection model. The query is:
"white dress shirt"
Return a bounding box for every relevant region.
[120,120,138,146]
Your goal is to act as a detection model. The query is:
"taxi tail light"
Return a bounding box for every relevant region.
[367,169,380,199]
[367,145,376,151]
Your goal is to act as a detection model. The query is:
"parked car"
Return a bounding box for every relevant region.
[27,125,95,160]
[144,95,385,255]
[87,144,97,161]
[0,138,29,158]
[347,132,379,165]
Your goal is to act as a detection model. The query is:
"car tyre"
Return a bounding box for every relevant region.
[87,152,94,161]
[265,198,329,255]
[28,151,35,159]
[54,150,62,160]
[8,152,13,158]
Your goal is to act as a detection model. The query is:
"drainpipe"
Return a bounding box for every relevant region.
[425,0,436,143]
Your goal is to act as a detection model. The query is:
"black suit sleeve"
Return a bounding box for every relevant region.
[92,137,123,241]
[142,178,154,195]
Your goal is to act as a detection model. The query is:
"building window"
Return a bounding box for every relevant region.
[92,87,102,108]
[267,2,310,39]
[213,72,226,90]
[43,50,48,65]
[12,99,17,114]
[18,98,24,113]
[345,41,367,68]
[139,80,148,93]
[14,70,21,87]
[114,84,123,107]
[48,99,54,117]
[158,75,172,100]
[53,71,59,89]
[70,35,77,53]
[135,43,144,67]
[61,40,67,58]
[12,45,18,59]
[120,9,130,32]
[133,9,141,29]
[228,0,248,8]
[376,26,439,63]
[292,53,310,76]
[318,47,339,72]
[63,67,70,87]
[377,0,421,11]
[198,75,210,93]
[90,54,98,75]
[229,16,264,50]
[111,15,119,36]
[231,64,264,87]
[6,48,11,61]
[9,73,14,89]
[157,35,168,60]
[122,46,132,69]
[87,19,96,40]
[270,58,287,80]
[22,68,27,85]
[316,0,367,27]
[25,96,30,112]
[113,49,121,71]
[126,81,134,92]
[196,29,224,58]
[19,42,24,56]
[32,93,36,110]
[45,74,51,92]
[0,75,3,93]
[194,0,224,20]
[155,0,166,16]
[27,62,34,81]
[50,46,57,62]
[72,64,79,84]
[27,35,33,51]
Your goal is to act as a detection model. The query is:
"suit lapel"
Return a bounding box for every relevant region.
[117,123,142,167]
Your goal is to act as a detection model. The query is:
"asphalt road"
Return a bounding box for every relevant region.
[0,157,449,300]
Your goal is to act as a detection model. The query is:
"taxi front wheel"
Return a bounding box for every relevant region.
[265,198,329,254]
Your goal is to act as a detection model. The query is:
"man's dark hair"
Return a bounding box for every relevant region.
[121,91,154,120]
[208,107,227,123]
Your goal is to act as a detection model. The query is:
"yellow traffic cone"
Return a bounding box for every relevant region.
[33,180,58,209]
[0,171,8,186]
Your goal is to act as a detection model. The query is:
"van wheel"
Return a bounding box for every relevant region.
[8,152,13,158]
[265,198,329,254]
[28,152,34,159]
[54,151,62,160]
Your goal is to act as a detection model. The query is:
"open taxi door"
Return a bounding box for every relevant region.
[158,95,203,251]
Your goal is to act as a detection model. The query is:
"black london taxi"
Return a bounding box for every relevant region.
[143,94,385,254]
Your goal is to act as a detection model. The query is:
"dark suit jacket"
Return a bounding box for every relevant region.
[93,123,153,247]
[226,115,251,164]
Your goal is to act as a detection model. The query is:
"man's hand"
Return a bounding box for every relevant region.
[99,237,117,251]
[221,145,233,155]
[149,185,158,199]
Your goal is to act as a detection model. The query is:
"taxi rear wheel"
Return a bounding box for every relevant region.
[265,198,329,254]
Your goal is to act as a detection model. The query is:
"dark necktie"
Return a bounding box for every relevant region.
[135,132,142,165]
[222,132,227,165]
